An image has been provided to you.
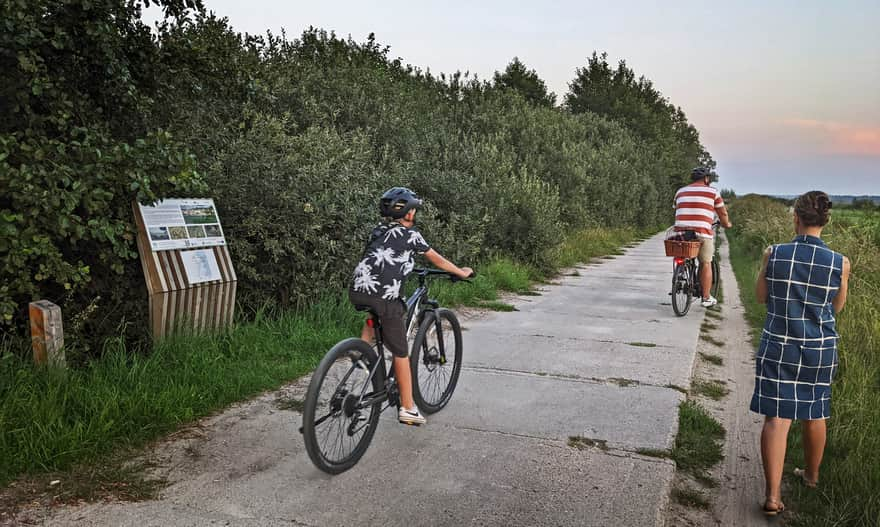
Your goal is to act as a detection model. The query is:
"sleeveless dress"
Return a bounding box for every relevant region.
[750,235,844,420]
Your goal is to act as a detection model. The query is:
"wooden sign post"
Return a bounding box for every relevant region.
[133,199,237,339]
[29,300,65,367]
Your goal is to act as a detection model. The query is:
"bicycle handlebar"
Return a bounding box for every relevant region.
[412,268,476,283]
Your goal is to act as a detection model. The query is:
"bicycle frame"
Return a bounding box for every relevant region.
[349,268,448,414]
[671,222,721,298]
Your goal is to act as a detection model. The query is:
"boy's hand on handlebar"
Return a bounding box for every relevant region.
[724,221,733,229]
[460,267,475,279]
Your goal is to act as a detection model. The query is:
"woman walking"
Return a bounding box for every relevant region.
[750,191,851,515]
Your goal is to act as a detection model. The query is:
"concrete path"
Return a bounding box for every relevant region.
[42,232,708,527]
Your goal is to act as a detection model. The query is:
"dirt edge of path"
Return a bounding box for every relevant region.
[665,233,767,527]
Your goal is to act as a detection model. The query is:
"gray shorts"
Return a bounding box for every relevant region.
[348,290,408,358]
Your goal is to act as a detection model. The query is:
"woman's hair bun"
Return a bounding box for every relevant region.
[816,194,832,214]
[795,191,832,227]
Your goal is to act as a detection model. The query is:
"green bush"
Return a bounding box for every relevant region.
[0,0,204,341]
[2,8,711,347]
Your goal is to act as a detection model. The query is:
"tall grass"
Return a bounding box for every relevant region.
[727,196,880,526]
[0,226,654,487]
[0,297,361,485]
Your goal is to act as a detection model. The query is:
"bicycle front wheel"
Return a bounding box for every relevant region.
[671,263,692,317]
[411,309,463,414]
[302,338,382,474]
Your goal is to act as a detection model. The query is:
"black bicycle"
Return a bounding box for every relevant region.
[670,222,720,317]
[301,268,471,474]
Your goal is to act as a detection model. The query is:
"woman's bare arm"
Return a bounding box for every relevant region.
[755,246,771,303]
[832,257,851,313]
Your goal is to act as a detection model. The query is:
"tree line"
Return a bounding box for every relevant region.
[0,0,713,349]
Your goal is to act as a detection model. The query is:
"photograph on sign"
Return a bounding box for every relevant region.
[139,199,227,251]
[169,226,188,239]
[181,249,222,284]
[181,204,219,225]
[148,226,170,241]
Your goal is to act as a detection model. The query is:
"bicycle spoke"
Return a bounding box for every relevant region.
[416,317,458,406]
[311,356,375,464]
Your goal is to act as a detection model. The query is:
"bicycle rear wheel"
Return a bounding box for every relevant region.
[671,263,692,317]
[411,309,463,414]
[302,338,382,474]
[711,257,721,299]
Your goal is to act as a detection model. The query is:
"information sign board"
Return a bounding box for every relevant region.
[139,199,226,251]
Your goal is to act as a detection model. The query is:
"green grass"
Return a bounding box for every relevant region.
[665,384,688,394]
[476,300,517,312]
[704,309,723,320]
[0,226,652,497]
[692,379,730,400]
[0,296,360,487]
[699,334,725,347]
[727,234,767,346]
[636,448,671,459]
[551,227,657,269]
[671,400,725,481]
[727,196,880,526]
[698,352,724,366]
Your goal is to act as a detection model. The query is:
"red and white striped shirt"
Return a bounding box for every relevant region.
[674,183,724,238]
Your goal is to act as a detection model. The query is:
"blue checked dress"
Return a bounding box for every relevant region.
[750,235,844,419]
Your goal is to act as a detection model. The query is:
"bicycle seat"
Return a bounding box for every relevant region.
[353,304,379,317]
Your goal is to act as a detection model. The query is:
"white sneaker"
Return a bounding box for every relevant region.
[701,296,718,307]
[398,407,426,426]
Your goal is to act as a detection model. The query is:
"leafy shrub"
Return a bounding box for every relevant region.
[2,9,711,346]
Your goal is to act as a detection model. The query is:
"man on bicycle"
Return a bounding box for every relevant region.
[673,167,732,307]
[349,187,473,425]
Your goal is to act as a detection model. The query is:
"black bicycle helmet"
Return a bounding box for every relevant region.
[691,166,712,181]
[379,187,423,219]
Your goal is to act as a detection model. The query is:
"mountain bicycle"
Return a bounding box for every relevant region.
[668,222,720,317]
[300,268,472,474]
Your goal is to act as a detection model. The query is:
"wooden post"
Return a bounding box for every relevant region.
[29,300,65,367]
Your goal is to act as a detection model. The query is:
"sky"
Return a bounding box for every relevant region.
[144,1,880,196]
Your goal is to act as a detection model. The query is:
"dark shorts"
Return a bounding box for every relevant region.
[348,290,408,358]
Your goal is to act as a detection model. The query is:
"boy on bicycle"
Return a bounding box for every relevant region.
[349,187,473,425]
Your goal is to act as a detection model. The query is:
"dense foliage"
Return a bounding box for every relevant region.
[492,57,556,107]
[1,3,712,346]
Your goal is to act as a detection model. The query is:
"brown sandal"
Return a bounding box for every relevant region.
[763,498,785,516]
[794,468,818,488]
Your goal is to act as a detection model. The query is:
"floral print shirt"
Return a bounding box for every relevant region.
[351,222,431,300]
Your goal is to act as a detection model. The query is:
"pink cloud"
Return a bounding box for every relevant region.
[783,119,880,156]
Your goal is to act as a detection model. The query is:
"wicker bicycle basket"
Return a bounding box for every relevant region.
[664,239,701,258]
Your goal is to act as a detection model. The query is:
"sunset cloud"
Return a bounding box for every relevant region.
[783,119,880,156]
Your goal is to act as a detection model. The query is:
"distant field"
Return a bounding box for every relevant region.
[771,195,880,206]
[833,208,880,246]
